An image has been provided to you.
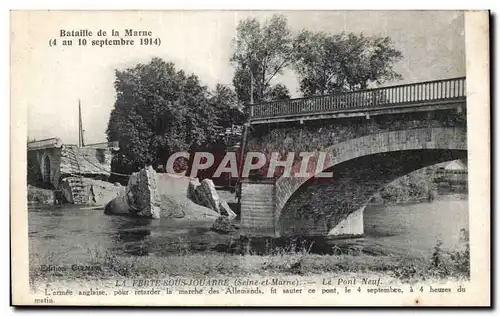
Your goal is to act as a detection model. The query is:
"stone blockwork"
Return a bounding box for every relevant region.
[240,181,276,236]
[60,177,124,205]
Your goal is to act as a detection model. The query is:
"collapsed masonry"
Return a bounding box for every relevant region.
[108,166,237,222]
[59,177,125,205]
[26,138,121,205]
[187,178,237,220]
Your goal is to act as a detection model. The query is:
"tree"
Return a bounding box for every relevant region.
[266,83,291,101]
[209,83,245,127]
[106,57,219,174]
[293,31,403,96]
[292,30,340,96]
[231,14,293,103]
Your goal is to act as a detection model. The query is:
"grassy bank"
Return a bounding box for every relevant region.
[29,241,469,287]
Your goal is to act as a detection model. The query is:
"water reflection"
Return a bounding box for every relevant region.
[106,216,154,256]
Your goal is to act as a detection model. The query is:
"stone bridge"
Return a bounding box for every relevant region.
[27,138,117,188]
[27,138,119,204]
[240,77,467,237]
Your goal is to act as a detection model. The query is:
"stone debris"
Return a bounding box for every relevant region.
[104,194,130,215]
[219,200,237,221]
[59,177,124,205]
[187,177,237,221]
[59,145,112,177]
[195,179,221,213]
[187,178,201,201]
[103,167,236,223]
[126,166,161,219]
[85,179,125,205]
[210,216,236,234]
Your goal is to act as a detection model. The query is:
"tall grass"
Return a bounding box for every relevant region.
[29,238,469,288]
[392,241,470,282]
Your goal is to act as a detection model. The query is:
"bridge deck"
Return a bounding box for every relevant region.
[249,77,466,124]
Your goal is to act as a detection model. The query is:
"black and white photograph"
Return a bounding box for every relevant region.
[10,10,490,306]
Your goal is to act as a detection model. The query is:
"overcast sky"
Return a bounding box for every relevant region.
[15,10,465,145]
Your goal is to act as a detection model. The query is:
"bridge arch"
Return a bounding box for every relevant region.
[275,127,467,237]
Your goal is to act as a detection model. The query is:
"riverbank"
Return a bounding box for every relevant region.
[29,239,469,288]
[371,169,467,205]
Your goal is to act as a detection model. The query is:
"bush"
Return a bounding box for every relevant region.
[379,168,438,204]
[211,216,236,234]
[27,185,55,204]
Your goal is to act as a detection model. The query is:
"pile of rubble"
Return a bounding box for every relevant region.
[103,166,238,233]
[59,177,125,205]
[125,166,162,218]
[187,178,237,221]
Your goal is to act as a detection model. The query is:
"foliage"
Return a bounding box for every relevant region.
[448,243,470,276]
[267,83,291,101]
[231,14,293,104]
[378,168,438,204]
[430,240,447,275]
[393,241,470,282]
[106,57,220,174]
[292,30,403,96]
[209,83,245,127]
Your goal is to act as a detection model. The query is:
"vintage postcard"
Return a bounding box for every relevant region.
[11,10,490,306]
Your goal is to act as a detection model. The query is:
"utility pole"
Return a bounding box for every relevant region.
[78,99,85,147]
[78,100,82,147]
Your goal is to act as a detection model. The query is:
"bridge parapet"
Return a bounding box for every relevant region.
[250,77,466,122]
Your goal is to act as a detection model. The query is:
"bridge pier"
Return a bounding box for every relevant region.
[327,205,365,238]
[240,180,278,237]
[240,178,366,239]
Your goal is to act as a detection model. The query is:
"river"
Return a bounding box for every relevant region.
[28,194,468,263]
[360,194,469,257]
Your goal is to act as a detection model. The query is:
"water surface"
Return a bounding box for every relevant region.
[29,195,468,262]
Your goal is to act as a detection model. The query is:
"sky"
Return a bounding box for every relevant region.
[14,10,465,145]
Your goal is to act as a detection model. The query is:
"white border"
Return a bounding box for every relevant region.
[4,1,496,315]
